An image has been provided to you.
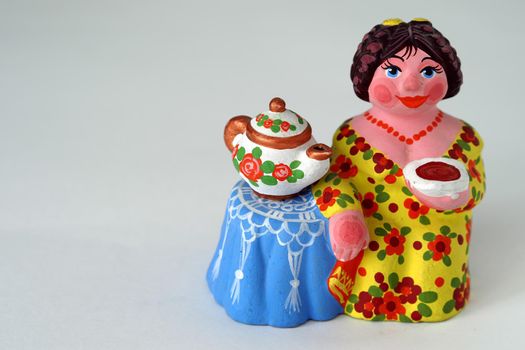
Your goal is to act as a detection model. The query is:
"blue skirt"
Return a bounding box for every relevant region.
[206,181,342,327]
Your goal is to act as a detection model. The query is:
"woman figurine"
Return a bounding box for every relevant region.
[312,18,486,322]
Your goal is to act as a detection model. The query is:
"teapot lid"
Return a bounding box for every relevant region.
[250,97,309,138]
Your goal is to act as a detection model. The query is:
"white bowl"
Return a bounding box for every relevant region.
[403,157,469,199]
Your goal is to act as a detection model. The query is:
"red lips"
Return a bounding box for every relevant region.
[396,95,429,108]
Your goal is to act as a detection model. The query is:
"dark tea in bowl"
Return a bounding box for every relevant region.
[404,158,469,199]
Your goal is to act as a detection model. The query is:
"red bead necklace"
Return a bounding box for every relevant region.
[364,111,443,145]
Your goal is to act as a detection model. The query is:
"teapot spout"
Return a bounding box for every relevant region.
[224,115,251,152]
[306,143,332,161]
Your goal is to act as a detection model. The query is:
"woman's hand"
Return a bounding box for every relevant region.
[329,210,369,262]
[407,182,469,211]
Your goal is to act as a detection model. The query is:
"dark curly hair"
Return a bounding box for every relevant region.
[350,19,462,101]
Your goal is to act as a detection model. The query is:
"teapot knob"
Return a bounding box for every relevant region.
[269,97,286,113]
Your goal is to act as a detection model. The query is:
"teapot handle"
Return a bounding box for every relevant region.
[224,115,251,152]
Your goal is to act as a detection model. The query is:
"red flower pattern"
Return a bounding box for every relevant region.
[403,198,430,219]
[316,187,341,211]
[336,124,355,140]
[272,163,292,181]
[281,121,290,132]
[448,143,467,162]
[394,277,422,304]
[384,228,405,256]
[361,192,378,217]
[460,126,479,146]
[263,119,273,128]
[330,155,358,178]
[377,292,405,320]
[354,292,381,319]
[239,154,263,181]
[428,235,452,261]
[350,137,371,155]
[347,271,452,321]
[453,278,470,311]
[372,153,394,173]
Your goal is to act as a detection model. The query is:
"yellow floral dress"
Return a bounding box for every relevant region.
[312,116,486,322]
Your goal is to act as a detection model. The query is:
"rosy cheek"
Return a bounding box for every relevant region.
[368,72,399,108]
[426,82,446,103]
[373,84,392,103]
[370,83,397,108]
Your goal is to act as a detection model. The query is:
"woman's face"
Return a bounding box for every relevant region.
[368,47,448,115]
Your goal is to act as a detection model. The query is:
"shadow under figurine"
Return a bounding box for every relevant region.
[207,97,343,327]
[208,18,486,327]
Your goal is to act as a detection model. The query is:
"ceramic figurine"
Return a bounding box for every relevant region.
[207,18,486,326]
[207,98,341,327]
[313,18,486,322]
[224,97,332,199]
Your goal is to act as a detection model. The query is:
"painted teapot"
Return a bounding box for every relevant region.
[224,97,332,199]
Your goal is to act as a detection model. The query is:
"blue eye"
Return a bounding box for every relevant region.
[385,66,401,78]
[421,66,436,79]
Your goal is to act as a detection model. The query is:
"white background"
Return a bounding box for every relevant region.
[1,0,524,349]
